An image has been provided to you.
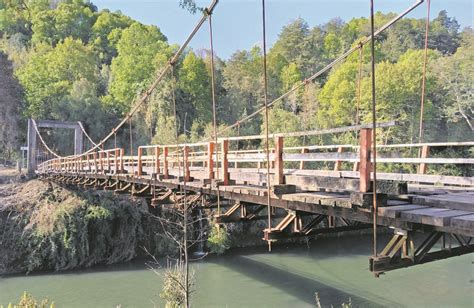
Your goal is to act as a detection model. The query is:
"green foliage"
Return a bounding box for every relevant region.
[16,37,99,118]
[107,22,168,112]
[90,10,133,63]
[178,50,212,122]
[434,29,473,135]
[31,0,96,45]
[207,224,230,255]
[1,291,55,308]
[160,261,195,308]
[85,205,111,220]
[358,49,440,144]
[0,1,469,176]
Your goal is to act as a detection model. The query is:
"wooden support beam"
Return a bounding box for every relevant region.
[359,128,372,192]
[221,139,229,185]
[274,136,284,185]
[418,145,429,174]
[208,142,215,180]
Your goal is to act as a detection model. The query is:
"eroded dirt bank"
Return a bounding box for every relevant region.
[0,172,168,275]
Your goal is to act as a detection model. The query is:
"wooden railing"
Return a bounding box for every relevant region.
[37,124,474,189]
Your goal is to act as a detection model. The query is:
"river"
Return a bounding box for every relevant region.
[1,234,472,307]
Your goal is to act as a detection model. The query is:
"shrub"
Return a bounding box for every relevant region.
[207,224,230,255]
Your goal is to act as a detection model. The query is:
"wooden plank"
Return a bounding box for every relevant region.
[219,121,396,141]
[378,204,428,218]
[399,208,452,224]
[450,214,474,230]
[412,194,474,211]
[416,210,473,227]
[283,152,357,162]
[285,174,359,191]
[281,192,352,208]
[387,200,410,206]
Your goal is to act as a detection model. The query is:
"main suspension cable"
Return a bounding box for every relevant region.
[31,119,61,158]
[77,121,98,147]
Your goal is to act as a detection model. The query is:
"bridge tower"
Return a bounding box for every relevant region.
[27,119,84,174]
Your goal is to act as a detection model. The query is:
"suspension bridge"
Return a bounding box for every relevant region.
[28,0,473,276]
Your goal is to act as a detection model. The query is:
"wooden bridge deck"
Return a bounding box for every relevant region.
[41,166,474,238]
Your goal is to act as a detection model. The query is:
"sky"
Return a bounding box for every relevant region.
[92,0,473,59]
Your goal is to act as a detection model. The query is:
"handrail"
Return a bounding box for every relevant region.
[37,126,473,187]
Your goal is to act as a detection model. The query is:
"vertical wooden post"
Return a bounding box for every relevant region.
[334,146,344,171]
[93,152,98,174]
[418,145,429,174]
[353,161,360,172]
[137,147,143,176]
[183,146,190,182]
[299,148,308,170]
[207,142,215,180]
[120,148,124,172]
[274,136,284,185]
[163,146,169,179]
[257,150,261,169]
[99,152,104,173]
[86,154,90,173]
[359,128,372,193]
[106,152,111,173]
[155,146,160,175]
[221,139,229,185]
[115,149,120,174]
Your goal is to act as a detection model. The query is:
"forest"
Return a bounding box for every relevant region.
[0,0,472,172]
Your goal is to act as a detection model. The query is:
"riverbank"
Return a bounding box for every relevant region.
[0,171,168,275]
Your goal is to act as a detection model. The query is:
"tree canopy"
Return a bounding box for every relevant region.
[0,0,471,160]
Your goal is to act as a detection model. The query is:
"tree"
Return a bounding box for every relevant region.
[107,22,168,113]
[358,49,441,144]
[31,0,96,45]
[16,37,99,119]
[434,30,474,133]
[90,10,133,64]
[429,10,461,55]
[177,51,212,124]
[222,47,263,134]
[147,182,209,308]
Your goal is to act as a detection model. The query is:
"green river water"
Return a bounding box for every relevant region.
[1,234,473,307]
